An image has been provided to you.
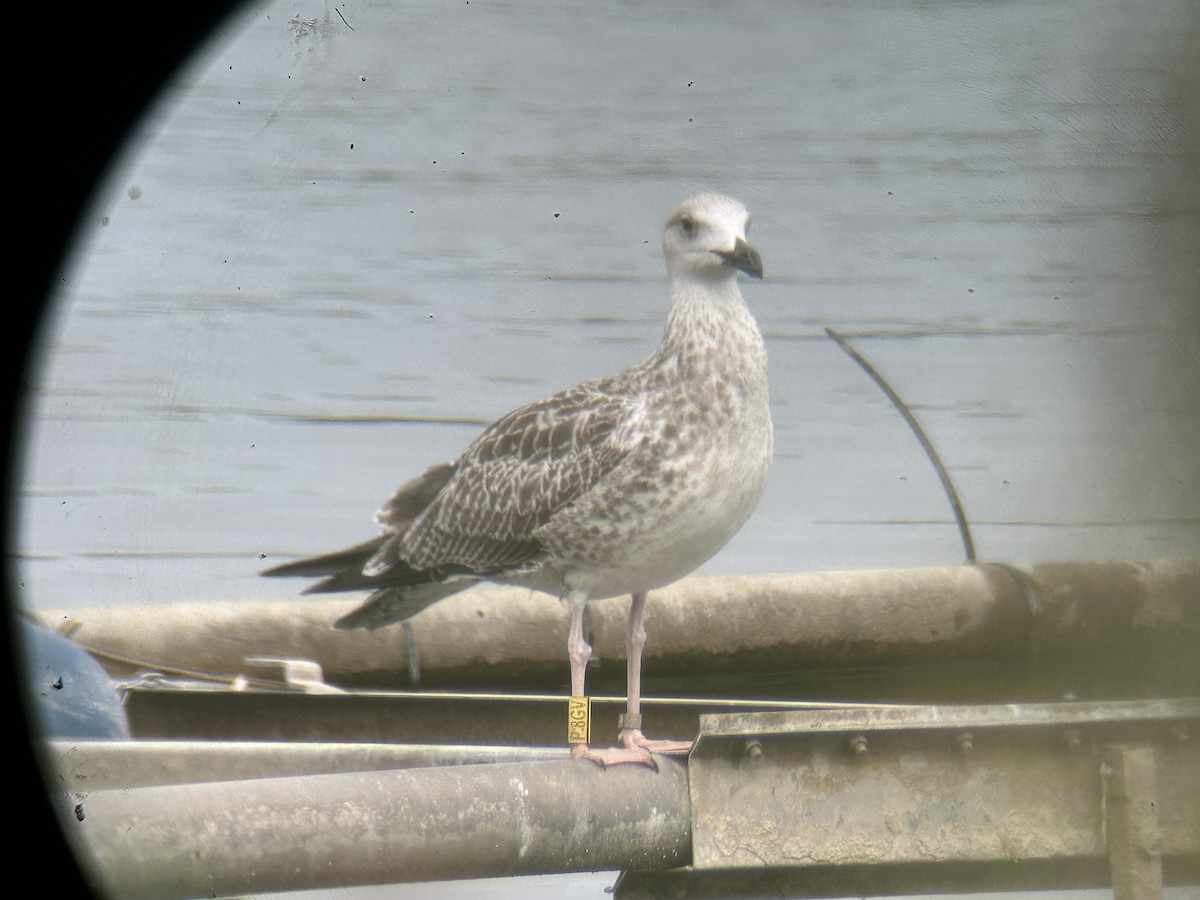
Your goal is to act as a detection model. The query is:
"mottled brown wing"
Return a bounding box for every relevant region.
[386,380,633,573]
[376,460,458,532]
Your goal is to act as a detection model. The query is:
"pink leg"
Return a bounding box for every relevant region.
[567,591,690,767]
[623,589,648,725]
[566,589,591,698]
[616,591,691,756]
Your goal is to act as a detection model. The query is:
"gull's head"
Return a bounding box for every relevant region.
[663,193,762,284]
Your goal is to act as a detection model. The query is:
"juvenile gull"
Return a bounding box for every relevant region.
[263,193,772,767]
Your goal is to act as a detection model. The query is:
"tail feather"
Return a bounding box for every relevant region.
[298,558,435,595]
[261,537,385,580]
[261,459,477,628]
[262,535,489,629]
[333,576,481,631]
[263,537,440,594]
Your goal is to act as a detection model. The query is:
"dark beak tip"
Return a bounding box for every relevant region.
[718,239,763,280]
[739,249,764,280]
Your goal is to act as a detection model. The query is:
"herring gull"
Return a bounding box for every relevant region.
[263,193,772,766]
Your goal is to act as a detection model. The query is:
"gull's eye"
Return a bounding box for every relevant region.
[679,216,696,236]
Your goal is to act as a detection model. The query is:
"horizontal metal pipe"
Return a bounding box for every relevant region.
[71,757,690,899]
[35,558,1198,687]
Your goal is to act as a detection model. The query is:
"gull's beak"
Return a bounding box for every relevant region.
[715,237,763,279]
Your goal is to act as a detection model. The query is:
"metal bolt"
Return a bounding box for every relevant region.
[1172,722,1189,743]
[1064,728,1082,749]
[956,732,974,754]
[743,739,763,760]
[848,734,869,756]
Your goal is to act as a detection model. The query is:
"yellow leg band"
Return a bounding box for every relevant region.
[567,695,591,744]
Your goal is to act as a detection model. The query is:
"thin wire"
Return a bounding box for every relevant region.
[825,327,976,562]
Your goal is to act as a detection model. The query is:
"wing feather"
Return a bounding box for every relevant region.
[395,380,633,572]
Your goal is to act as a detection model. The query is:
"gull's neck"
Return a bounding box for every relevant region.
[664,274,758,340]
[654,274,767,379]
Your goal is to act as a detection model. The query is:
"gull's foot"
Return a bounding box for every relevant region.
[570,741,656,769]
[567,728,694,768]
[619,727,692,756]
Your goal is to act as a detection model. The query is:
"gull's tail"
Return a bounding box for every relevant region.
[261,537,482,630]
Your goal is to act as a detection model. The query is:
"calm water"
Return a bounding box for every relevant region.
[19,0,1199,614]
[15,0,1200,895]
